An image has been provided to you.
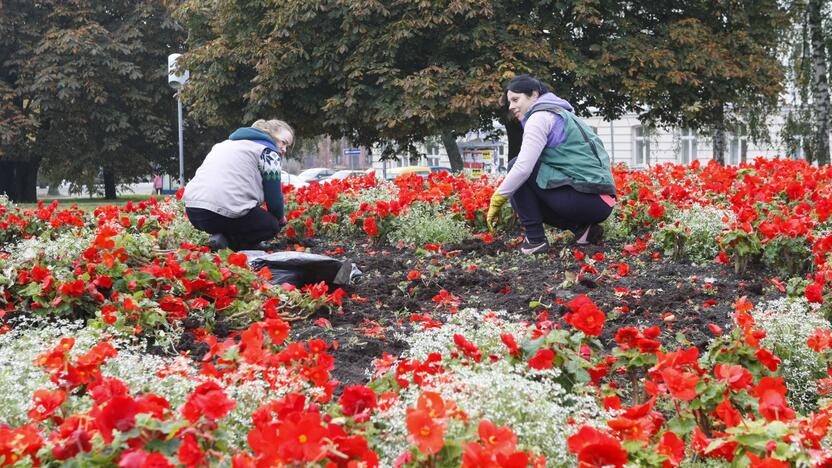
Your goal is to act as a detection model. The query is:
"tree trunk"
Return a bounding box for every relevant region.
[0,160,39,203]
[102,167,117,200]
[441,130,463,173]
[741,139,747,164]
[22,160,38,202]
[504,117,523,160]
[809,0,830,165]
[711,106,726,165]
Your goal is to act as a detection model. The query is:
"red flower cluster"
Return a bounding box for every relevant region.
[564,294,606,336]
[248,393,379,466]
[462,419,545,467]
[453,334,482,363]
[567,426,629,467]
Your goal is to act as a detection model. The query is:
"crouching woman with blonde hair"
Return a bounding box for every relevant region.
[183,119,294,251]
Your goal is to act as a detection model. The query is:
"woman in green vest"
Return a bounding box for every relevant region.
[486,75,616,254]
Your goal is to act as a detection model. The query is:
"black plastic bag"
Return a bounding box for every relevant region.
[243,251,362,288]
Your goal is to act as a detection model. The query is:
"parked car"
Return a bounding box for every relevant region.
[297,167,335,184]
[281,171,306,187]
[324,170,366,181]
[379,166,432,181]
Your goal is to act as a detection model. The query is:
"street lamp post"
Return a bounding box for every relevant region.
[168,54,189,188]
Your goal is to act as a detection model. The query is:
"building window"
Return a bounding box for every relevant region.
[728,132,747,165]
[678,128,697,164]
[498,145,505,156]
[633,126,650,166]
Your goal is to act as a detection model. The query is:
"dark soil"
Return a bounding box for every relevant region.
[166,234,784,391]
[268,235,784,389]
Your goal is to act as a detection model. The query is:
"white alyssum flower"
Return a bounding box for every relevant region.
[752,297,829,413]
[9,230,95,268]
[398,308,531,360]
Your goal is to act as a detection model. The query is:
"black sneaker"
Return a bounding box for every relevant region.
[520,238,549,255]
[207,233,229,251]
[575,224,604,245]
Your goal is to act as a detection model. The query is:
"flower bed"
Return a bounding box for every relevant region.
[2,159,832,466]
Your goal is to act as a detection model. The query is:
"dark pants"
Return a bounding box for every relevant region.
[508,158,613,243]
[185,207,280,250]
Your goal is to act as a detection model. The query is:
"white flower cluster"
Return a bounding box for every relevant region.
[8,230,95,269]
[0,256,15,295]
[399,308,530,361]
[752,297,829,413]
[600,208,631,241]
[0,317,74,426]
[664,204,733,264]
[0,316,191,426]
[373,308,607,465]
[388,201,472,246]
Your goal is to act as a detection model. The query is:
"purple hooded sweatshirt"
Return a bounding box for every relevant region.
[496,93,574,197]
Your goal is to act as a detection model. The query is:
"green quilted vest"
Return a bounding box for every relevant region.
[526,104,616,196]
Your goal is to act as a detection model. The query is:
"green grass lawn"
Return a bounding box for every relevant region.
[19,194,155,210]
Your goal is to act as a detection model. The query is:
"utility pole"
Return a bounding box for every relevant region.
[168,54,190,187]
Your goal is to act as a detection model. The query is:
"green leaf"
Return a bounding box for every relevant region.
[667,415,696,435]
[521,336,545,357]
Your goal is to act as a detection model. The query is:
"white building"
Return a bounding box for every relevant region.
[583,111,813,168]
[371,109,822,173]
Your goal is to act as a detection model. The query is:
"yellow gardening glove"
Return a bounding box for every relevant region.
[486,192,509,232]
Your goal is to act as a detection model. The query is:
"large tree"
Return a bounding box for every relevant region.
[172,0,555,171]
[781,0,831,164]
[173,1,788,167]
[0,0,49,201]
[808,0,830,165]
[536,1,788,164]
[0,0,186,201]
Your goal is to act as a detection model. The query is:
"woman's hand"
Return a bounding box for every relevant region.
[486,193,509,231]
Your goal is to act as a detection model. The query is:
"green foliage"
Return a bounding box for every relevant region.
[172,0,788,158]
[587,1,789,134]
[172,0,552,153]
[388,202,472,246]
[762,235,813,277]
[654,221,689,262]
[718,228,763,275]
